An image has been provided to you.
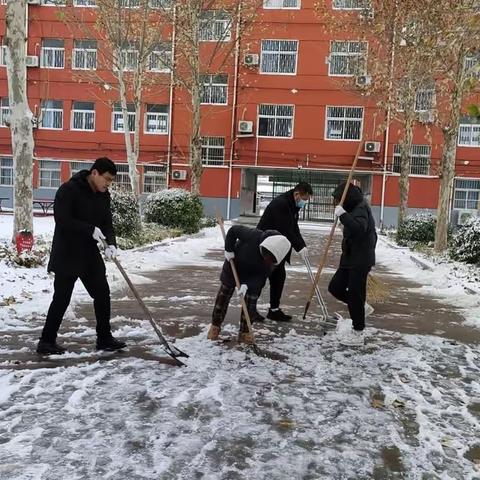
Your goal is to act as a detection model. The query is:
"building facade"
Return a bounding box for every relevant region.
[1,0,480,226]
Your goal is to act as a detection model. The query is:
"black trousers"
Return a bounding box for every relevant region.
[268,259,286,309]
[212,284,258,333]
[328,266,371,331]
[41,270,112,342]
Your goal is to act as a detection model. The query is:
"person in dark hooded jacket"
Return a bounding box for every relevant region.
[207,225,291,343]
[328,182,377,346]
[36,158,127,355]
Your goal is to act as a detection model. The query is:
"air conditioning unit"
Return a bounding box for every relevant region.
[238,120,254,135]
[418,110,434,123]
[364,141,381,153]
[457,209,474,225]
[244,53,259,66]
[27,0,41,4]
[171,169,187,181]
[26,55,39,67]
[356,74,372,87]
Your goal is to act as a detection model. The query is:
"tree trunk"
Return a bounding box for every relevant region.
[5,0,34,242]
[397,112,414,229]
[190,74,203,196]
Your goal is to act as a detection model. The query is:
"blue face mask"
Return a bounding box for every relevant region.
[296,199,307,209]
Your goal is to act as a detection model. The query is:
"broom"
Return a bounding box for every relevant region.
[367,274,389,304]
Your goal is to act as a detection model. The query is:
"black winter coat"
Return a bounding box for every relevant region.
[257,189,306,263]
[220,225,281,295]
[47,170,116,276]
[333,183,377,269]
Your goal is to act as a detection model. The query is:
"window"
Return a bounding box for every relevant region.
[464,55,480,79]
[201,74,228,105]
[0,157,13,186]
[72,40,97,70]
[258,104,294,138]
[392,144,430,176]
[415,85,435,112]
[149,0,172,8]
[70,161,93,175]
[39,160,61,188]
[71,101,95,131]
[201,137,225,165]
[459,120,480,147]
[453,179,480,210]
[148,43,172,72]
[0,98,10,127]
[112,103,136,133]
[143,165,167,193]
[333,0,369,9]
[325,106,363,140]
[42,0,66,5]
[199,11,231,42]
[329,40,367,76]
[115,164,132,190]
[0,39,7,67]
[119,0,140,7]
[263,0,300,8]
[260,40,298,75]
[41,39,65,69]
[115,43,139,71]
[144,104,168,134]
[40,100,63,130]
[74,0,96,5]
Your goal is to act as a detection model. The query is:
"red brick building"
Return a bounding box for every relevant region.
[1,0,480,226]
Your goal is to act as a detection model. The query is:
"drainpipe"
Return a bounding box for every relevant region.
[227,1,242,220]
[166,4,177,189]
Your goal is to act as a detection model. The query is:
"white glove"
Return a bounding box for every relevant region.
[104,245,118,260]
[92,227,106,242]
[236,284,248,297]
[224,251,235,261]
[334,205,346,218]
[299,247,308,261]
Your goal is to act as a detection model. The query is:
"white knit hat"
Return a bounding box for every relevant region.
[259,235,291,264]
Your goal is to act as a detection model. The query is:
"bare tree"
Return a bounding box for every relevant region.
[5,0,35,241]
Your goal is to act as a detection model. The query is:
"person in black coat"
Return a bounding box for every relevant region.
[208,225,291,343]
[256,181,313,321]
[328,182,377,346]
[37,157,126,355]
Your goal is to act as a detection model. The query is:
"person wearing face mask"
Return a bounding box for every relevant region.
[207,225,291,343]
[256,181,313,322]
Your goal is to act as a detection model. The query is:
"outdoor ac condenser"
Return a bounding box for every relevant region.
[171,169,187,181]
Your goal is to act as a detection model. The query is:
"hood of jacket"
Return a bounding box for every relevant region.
[259,234,291,264]
[332,182,364,212]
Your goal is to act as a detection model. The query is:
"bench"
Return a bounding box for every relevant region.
[33,199,54,216]
[0,197,8,212]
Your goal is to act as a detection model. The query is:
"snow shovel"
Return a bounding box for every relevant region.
[101,240,189,366]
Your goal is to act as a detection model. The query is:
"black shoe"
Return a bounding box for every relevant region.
[252,312,265,323]
[96,336,127,351]
[36,339,67,355]
[267,309,292,322]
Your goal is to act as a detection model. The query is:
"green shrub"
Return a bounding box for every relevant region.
[143,188,204,234]
[449,216,480,264]
[116,223,182,250]
[397,214,437,244]
[110,186,141,239]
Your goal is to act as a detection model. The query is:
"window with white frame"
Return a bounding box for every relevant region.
[329,40,367,76]
[201,137,225,165]
[458,119,480,147]
[42,0,66,5]
[325,106,363,140]
[144,104,169,134]
[73,0,96,5]
[263,0,300,9]
[333,0,369,9]
[41,100,63,130]
[148,43,172,72]
[70,161,93,176]
[392,144,431,175]
[39,160,61,188]
[260,40,298,75]
[115,164,132,190]
[199,11,232,42]
[41,39,65,68]
[149,0,172,9]
[72,39,97,70]
[143,165,167,193]
[258,104,294,138]
[119,0,140,7]
[71,101,95,131]
[201,74,228,105]
[115,43,139,71]
[0,39,7,67]
[453,179,480,210]
[0,157,13,186]
[464,55,480,79]
[0,98,10,127]
[415,85,435,112]
[112,103,136,133]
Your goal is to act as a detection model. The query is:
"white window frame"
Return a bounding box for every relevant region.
[458,123,480,147]
[39,160,61,189]
[415,86,435,112]
[72,41,97,70]
[40,100,63,130]
[0,42,7,67]
[260,39,298,75]
[70,161,93,176]
[332,0,369,9]
[148,0,172,9]
[328,40,367,77]
[143,165,167,193]
[465,55,480,79]
[201,74,228,105]
[453,179,480,210]
[392,144,431,176]
[144,105,169,135]
[112,104,136,133]
[117,47,139,72]
[115,163,132,190]
[263,0,300,9]
[201,137,225,166]
[42,0,67,6]
[0,98,10,127]
[73,0,97,6]
[41,40,65,69]
[0,157,13,186]
[71,102,95,132]
[199,11,232,42]
[258,104,295,139]
[147,45,172,73]
[119,0,140,7]
[325,106,363,141]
